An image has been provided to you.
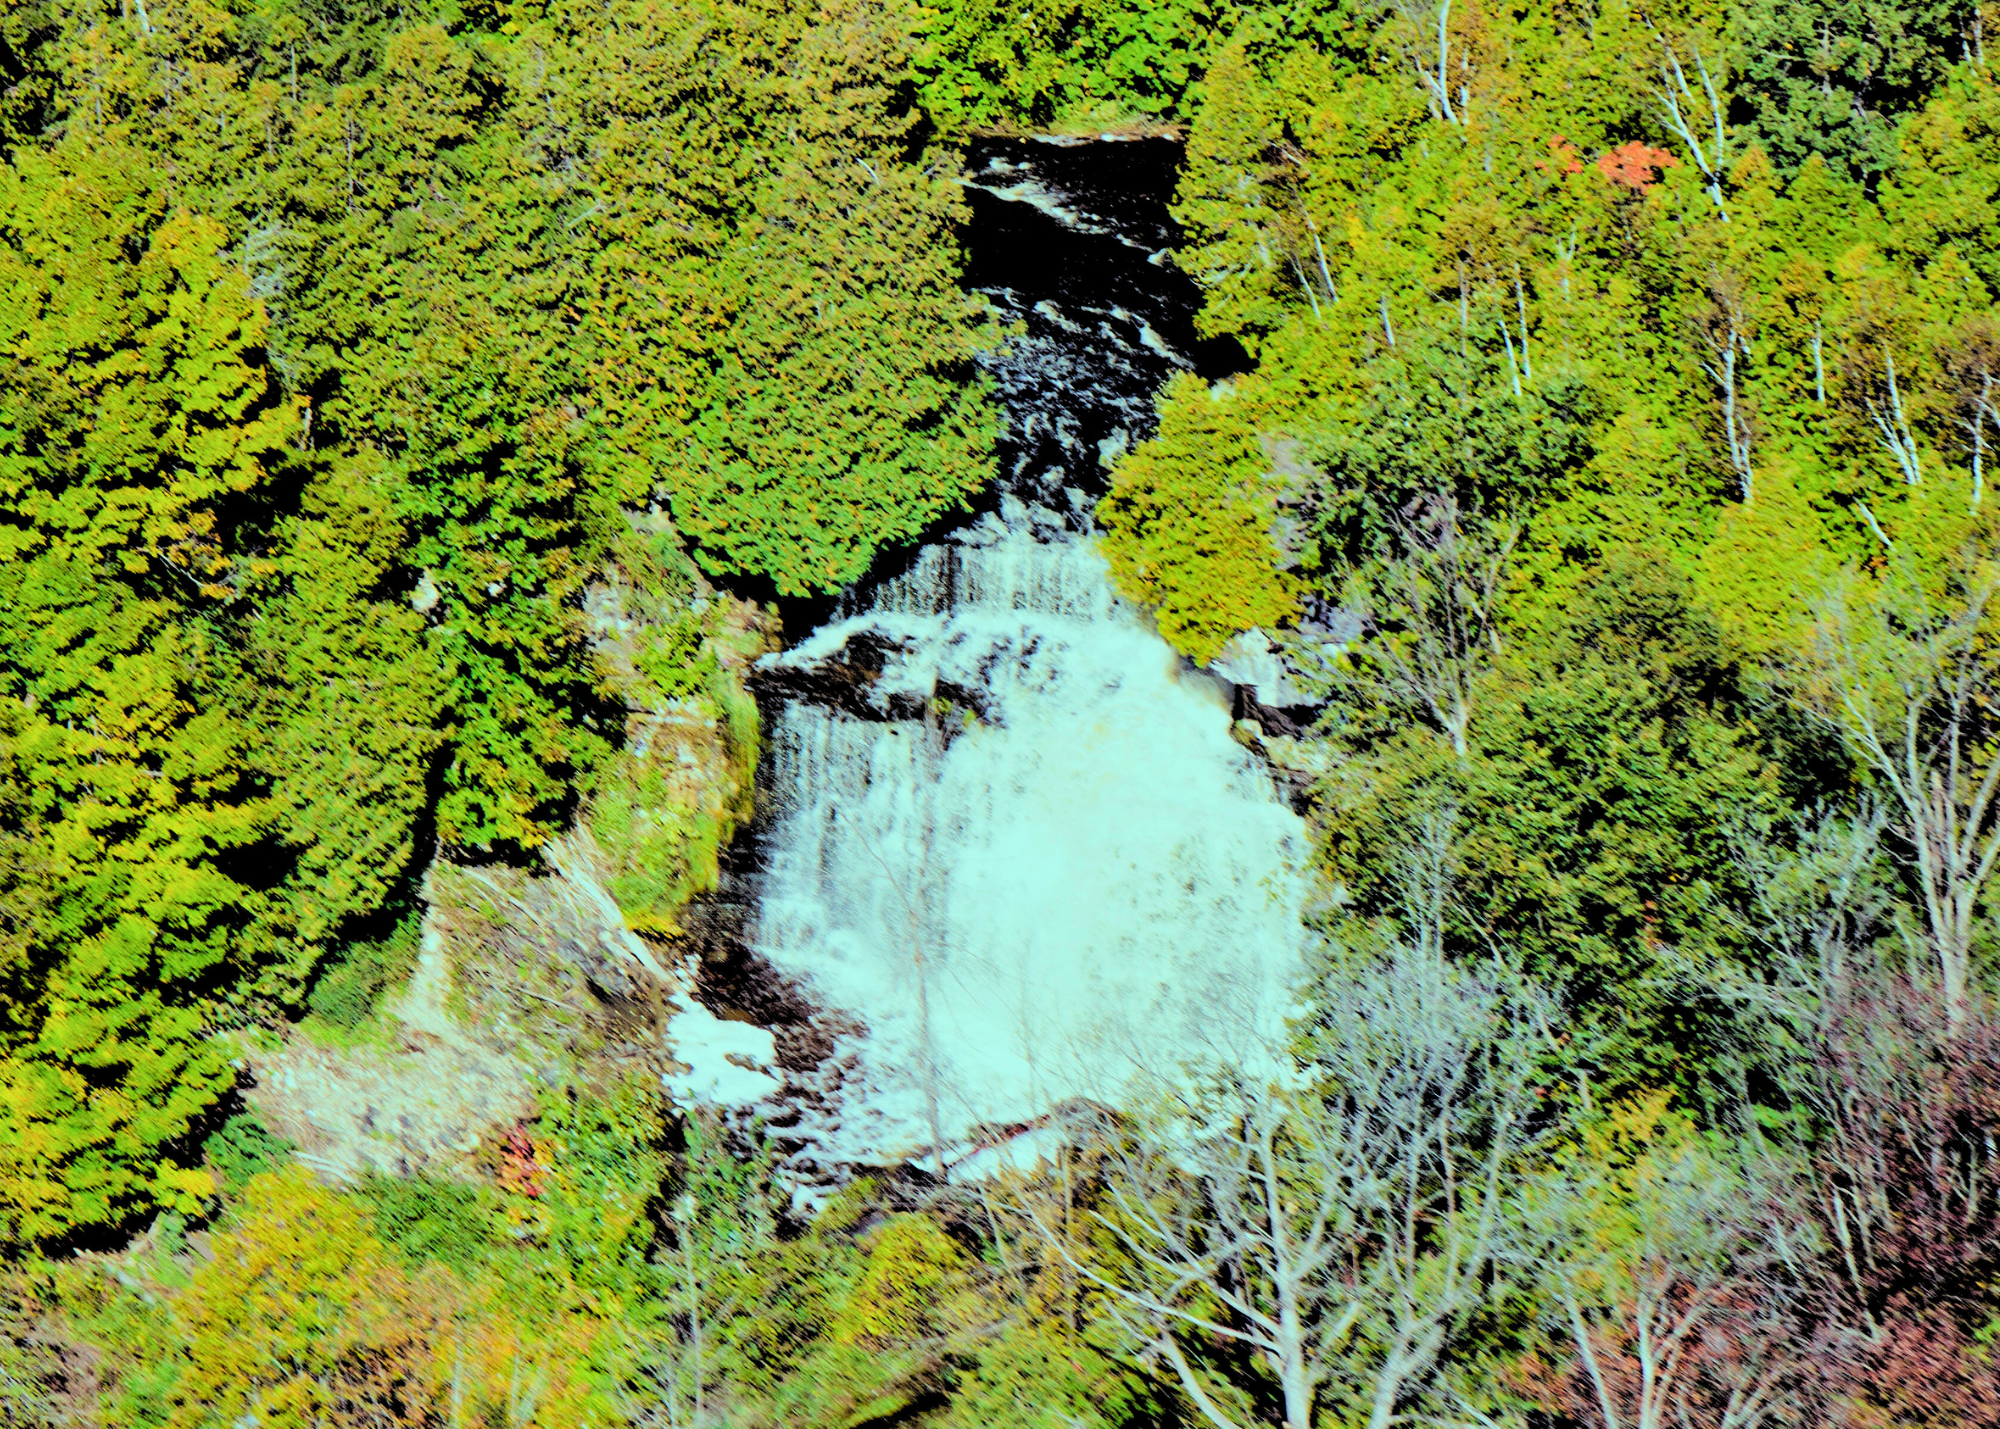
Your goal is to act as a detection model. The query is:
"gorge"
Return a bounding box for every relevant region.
[684,138,1315,1185]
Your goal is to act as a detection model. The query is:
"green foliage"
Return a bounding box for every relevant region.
[165,1166,434,1428]
[525,1078,671,1295]
[0,0,1004,1247]
[655,0,1002,596]
[709,1192,868,1403]
[359,1172,495,1270]
[303,908,423,1030]
[589,760,734,933]
[834,1213,973,1347]
[1323,553,1789,1094]
[582,526,764,933]
[1730,0,1968,183]
[116,1165,619,1428]
[1097,0,2000,1103]
[1301,329,1603,566]
[205,1111,296,1196]
[707,1192,989,1429]
[915,0,1230,131]
[938,1326,1140,1429]
[245,458,443,1002]
[9,0,2000,1422]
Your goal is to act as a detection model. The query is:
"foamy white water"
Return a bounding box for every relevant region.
[751,527,1309,1169]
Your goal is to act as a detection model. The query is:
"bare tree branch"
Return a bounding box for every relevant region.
[1339,498,1515,761]
[1026,946,1546,1429]
[1781,557,2000,1027]
[1864,350,1926,486]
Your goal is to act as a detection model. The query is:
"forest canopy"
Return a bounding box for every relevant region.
[5,0,2000,1426]
[0,0,998,1243]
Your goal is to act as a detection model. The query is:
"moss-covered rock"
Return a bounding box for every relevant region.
[583,517,776,936]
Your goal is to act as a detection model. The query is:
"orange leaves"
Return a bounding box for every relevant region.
[1539,135,1585,177]
[1548,135,1682,195]
[1596,142,1681,194]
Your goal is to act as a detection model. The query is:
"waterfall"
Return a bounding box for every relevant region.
[685,138,1310,1181]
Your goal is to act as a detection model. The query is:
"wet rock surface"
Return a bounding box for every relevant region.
[750,628,995,727]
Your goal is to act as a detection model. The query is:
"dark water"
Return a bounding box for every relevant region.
[961,136,1241,517]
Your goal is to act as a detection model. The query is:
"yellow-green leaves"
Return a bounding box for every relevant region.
[165,1166,616,1429]
[834,1213,974,1348]
[0,140,284,1245]
[913,0,1228,133]
[0,146,288,579]
[1100,373,1299,663]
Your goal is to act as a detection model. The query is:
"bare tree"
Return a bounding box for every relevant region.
[1027,946,1542,1429]
[1499,266,1533,394]
[1703,810,2000,1428]
[1722,840,2000,1422]
[1511,811,1865,1429]
[1654,38,1731,222]
[1524,1127,1809,1429]
[1718,809,1912,1332]
[1693,274,1757,499]
[1961,364,1995,508]
[1392,805,1458,962]
[1339,498,1515,761]
[1783,558,2000,1027]
[1944,322,2000,508]
[1714,803,1893,1035]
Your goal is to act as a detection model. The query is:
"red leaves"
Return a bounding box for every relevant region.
[1596,143,1680,194]
[1539,135,1586,176]
[1517,1280,1805,1429]
[1812,990,2000,1313]
[1841,1304,2000,1429]
[1534,987,2000,1429]
[1798,991,2000,1429]
[497,1122,544,1199]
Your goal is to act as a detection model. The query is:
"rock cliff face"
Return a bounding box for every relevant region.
[245,143,1312,1198]
[244,522,780,1180]
[578,514,775,938]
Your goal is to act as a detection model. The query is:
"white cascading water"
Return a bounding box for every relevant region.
[701,138,1311,1179]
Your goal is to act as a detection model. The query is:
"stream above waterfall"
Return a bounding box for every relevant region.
[673,137,1311,1186]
